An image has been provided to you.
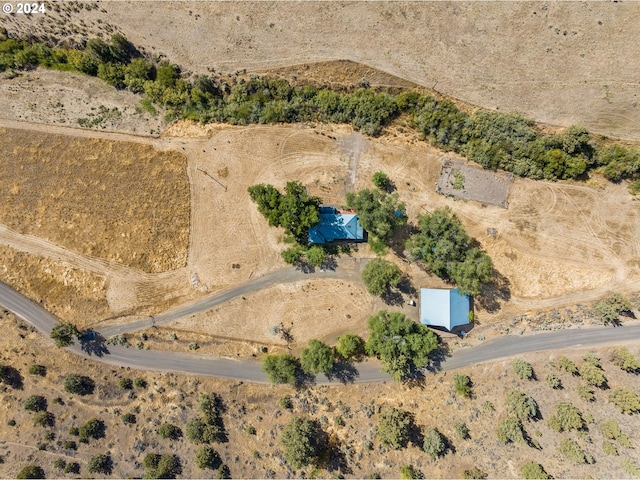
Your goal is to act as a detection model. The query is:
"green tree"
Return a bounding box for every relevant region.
[400,464,424,479]
[195,446,221,470]
[155,454,182,479]
[600,419,632,447]
[262,354,300,385]
[557,356,578,375]
[23,395,47,412]
[63,374,95,395]
[281,245,305,264]
[64,462,80,475]
[609,387,640,414]
[346,188,406,242]
[300,339,334,374]
[512,359,535,380]
[593,293,633,324]
[578,361,607,388]
[496,417,526,445]
[377,407,412,449]
[335,333,365,361]
[118,377,133,389]
[453,374,472,398]
[520,462,550,479]
[504,390,538,421]
[405,208,492,296]
[610,347,640,373]
[361,258,402,296]
[365,310,438,381]
[157,423,181,440]
[279,416,323,469]
[546,373,562,389]
[305,246,325,268]
[462,466,488,479]
[50,322,79,348]
[557,438,593,464]
[33,411,54,427]
[28,364,46,376]
[547,402,584,432]
[454,421,470,440]
[87,453,112,475]
[372,171,391,190]
[16,465,45,479]
[422,427,446,459]
[78,418,105,443]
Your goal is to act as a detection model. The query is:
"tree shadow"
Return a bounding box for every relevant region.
[323,433,352,475]
[79,333,110,358]
[295,261,315,274]
[381,288,404,306]
[325,362,359,384]
[402,365,427,389]
[0,365,24,389]
[476,269,511,313]
[397,276,417,296]
[425,345,451,374]
[294,369,316,389]
[388,223,419,258]
[321,256,338,272]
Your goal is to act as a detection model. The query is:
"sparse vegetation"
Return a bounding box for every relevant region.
[512,359,535,380]
[377,407,412,449]
[422,427,446,459]
[453,373,472,398]
[547,402,584,432]
[504,390,538,421]
[454,421,470,440]
[520,462,550,479]
[279,416,323,469]
[609,387,640,414]
[610,347,640,373]
[557,438,593,464]
[621,458,640,478]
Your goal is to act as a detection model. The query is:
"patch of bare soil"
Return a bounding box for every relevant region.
[171,278,374,347]
[0,245,109,326]
[0,70,166,136]
[2,311,640,480]
[0,127,189,273]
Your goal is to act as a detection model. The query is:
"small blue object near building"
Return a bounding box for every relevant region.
[420,288,471,331]
[308,206,365,244]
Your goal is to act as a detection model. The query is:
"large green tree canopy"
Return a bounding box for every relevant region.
[405,207,493,296]
[248,181,321,244]
[365,311,438,381]
[345,188,406,242]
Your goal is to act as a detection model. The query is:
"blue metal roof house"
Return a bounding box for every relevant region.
[420,288,470,331]
[308,207,365,244]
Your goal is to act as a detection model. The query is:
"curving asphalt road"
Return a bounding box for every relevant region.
[2,280,640,384]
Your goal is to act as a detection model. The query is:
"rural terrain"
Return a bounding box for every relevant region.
[1,1,640,478]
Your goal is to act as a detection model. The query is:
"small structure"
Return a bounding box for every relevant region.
[308,206,365,244]
[420,288,471,331]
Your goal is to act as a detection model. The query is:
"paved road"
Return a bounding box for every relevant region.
[2,280,640,384]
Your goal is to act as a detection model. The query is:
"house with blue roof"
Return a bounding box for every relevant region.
[420,288,471,331]
[308,206,366,244]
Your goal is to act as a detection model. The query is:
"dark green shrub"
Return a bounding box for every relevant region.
[33,411,54,427]
[512,359,534,380]
[23,395,47,412]
[280,416,324,469]
[53,458,66,470]
[157,423,181,440]
[453,374,472,398]
[547,402,584,432]
[87,453,112,475]
[504,390,538,421]
[377,407,412,449]
[63,374,95,395]
[422,427,446,459]
[519,462,550,479]
[122,413,136,425]
[16,465,45,479]
[28,365,46,376]
[118,377,133,389]
[64,462,80,474]
[195,446,221,470]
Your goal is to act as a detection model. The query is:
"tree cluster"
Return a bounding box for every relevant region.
[185,393,226,444]
[248,181,321,244]
[405,208,492,296]
[365,310,438,381]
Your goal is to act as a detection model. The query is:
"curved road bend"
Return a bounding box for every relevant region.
[2,281,640,384]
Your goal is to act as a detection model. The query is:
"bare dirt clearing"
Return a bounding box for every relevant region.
[6,1,639,140]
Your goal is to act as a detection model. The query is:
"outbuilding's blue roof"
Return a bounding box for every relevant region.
[420,288,470,331]
[308,207,365,244]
